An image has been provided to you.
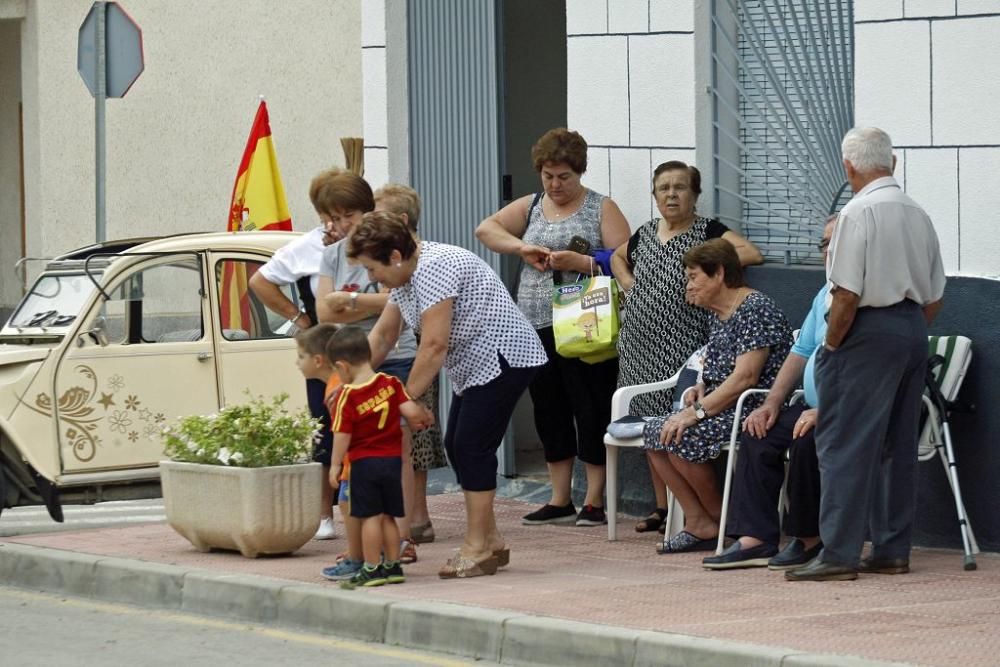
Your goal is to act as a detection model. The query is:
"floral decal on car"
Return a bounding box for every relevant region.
[22,364,168,463]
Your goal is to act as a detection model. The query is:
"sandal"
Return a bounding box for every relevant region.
[492,546,510,568]
[656,530,717,554]
[438,552,499,579]
[635,507,668,533]
[411,521,435,544]
[399,539,418,564]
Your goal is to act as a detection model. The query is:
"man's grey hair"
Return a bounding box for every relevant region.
[841,127,894,173]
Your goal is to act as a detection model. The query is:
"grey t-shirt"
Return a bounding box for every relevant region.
[319,239,418,361]
[516,188,605,328]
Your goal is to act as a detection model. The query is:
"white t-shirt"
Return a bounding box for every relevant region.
[389,241,547,394]
[319,238,418,361]
[257,226,324,295]
[828,176,946,308]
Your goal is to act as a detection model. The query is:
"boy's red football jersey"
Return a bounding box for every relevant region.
[329,372,410,460]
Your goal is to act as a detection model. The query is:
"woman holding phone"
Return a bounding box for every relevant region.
[476,127,630,527]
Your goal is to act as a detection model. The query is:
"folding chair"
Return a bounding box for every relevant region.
[923,335,979,570]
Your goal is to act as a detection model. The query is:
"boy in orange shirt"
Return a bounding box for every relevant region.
[326,326,433,588]
[294,324,342,539]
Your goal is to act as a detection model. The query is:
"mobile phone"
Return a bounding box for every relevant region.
[567,235,592,254]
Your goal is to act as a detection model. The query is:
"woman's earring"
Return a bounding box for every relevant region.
[395,262,401,268]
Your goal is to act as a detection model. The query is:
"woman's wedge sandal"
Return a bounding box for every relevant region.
[635,507,668,533]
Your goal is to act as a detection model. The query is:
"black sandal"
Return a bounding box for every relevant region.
[635,507,668,533]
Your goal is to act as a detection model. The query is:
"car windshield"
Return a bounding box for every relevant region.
[7,273,98,330]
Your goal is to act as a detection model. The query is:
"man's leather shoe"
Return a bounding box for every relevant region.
[858,557,909,574]
[702,540,778,569]
[785,558,858,581]
[768,539,823,570]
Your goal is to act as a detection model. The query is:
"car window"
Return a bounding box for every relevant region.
[215,259,298,341]
[98,259,203,344]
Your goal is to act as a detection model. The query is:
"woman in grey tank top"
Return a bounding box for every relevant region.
[477,128,630,528]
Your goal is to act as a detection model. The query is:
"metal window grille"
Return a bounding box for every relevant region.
[710,0,854,265]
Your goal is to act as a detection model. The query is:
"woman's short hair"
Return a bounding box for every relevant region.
[346,211,417,264]
[531,128,588,174]
[374,184,422,232]
[295,322,339,356]
[652,161,701,195]
[308,167,344,211]
[325,325,371,366]
[313,172,375,215]
[683,238,745,288]
[841,127,893,173]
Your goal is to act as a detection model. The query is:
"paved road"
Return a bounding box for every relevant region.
[0,586,475,666]
[0,499,166,536]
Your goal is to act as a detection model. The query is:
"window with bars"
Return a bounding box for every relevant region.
[710,0,854,265]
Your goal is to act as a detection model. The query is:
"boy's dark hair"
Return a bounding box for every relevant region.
[326,325,372,366]
[295,322,339,356]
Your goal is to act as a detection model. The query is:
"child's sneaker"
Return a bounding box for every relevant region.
[382,560,405,584]
[313,516,336,540]
[340,563,387,589]
[320,558,363,581]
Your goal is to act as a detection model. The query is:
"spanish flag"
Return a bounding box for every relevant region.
[226,99,292,232]
[221,100,292,334]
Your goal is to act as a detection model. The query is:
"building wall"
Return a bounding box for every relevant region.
[854,0,1000,276]
[14,0,362,298]
[361,0,388,189]
[567,0,697,232]
[0,16,23,309]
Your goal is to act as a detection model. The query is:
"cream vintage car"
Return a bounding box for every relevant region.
[0,231,309,521]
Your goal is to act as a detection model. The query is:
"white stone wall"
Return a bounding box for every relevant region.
[567,0,697,232]
[361,0,389,190]
[17,0,362,267]
[854,6,1000,275]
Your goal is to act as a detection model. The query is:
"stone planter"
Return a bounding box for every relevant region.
[159,460,322,558]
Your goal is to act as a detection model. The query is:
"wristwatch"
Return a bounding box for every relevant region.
[292,307,308,326]
[350,292,359,311]
[693,400,707,421]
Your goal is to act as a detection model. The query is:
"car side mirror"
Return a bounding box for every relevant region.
[78,316,109,347]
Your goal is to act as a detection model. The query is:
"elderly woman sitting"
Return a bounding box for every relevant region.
[642,238,792,554]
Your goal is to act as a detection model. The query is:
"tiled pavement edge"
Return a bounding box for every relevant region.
[0,540,909,667]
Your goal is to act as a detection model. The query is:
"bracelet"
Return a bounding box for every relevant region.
[350,292,359,311]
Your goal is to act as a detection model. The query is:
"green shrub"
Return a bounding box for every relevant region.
[162,392,319,467]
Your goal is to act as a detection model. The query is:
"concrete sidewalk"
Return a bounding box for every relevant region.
[1,493,994,667]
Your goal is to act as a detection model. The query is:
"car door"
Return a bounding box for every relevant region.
[53,254,220,473]
[209,252,306,408]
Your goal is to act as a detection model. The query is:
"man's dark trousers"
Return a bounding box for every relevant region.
[727,404,821,545]
[814,300,927,566]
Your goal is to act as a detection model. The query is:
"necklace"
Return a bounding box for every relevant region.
[725,288,745,319]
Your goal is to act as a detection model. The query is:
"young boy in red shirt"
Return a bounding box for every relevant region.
[326,326,433,588]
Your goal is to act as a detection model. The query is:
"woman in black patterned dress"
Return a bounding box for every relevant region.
[611,161,762,534]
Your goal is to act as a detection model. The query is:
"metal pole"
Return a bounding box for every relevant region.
[95,1,107,243]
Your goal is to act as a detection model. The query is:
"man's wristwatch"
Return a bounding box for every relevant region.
[692,400,707,421]
[291,307,308,326]
[350,292,359,311]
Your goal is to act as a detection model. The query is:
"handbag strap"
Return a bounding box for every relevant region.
[525,192,543,226]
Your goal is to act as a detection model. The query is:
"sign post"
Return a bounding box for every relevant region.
[78,2,143,243]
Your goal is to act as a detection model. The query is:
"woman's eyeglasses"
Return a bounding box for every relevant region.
[817,239,830,252]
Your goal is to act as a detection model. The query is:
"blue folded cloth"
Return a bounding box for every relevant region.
[606,415,656,439]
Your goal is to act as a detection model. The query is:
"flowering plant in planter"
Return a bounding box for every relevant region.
[162,392,319,468]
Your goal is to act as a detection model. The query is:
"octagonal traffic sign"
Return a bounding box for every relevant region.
[78,1,144,98]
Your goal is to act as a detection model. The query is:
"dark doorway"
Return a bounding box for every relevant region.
[498,0,567,478]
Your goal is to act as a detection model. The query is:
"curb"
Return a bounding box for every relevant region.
[0,541,913,667]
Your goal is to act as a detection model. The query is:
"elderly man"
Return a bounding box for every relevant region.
[786,127,945,582]
[702,216,835,570]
